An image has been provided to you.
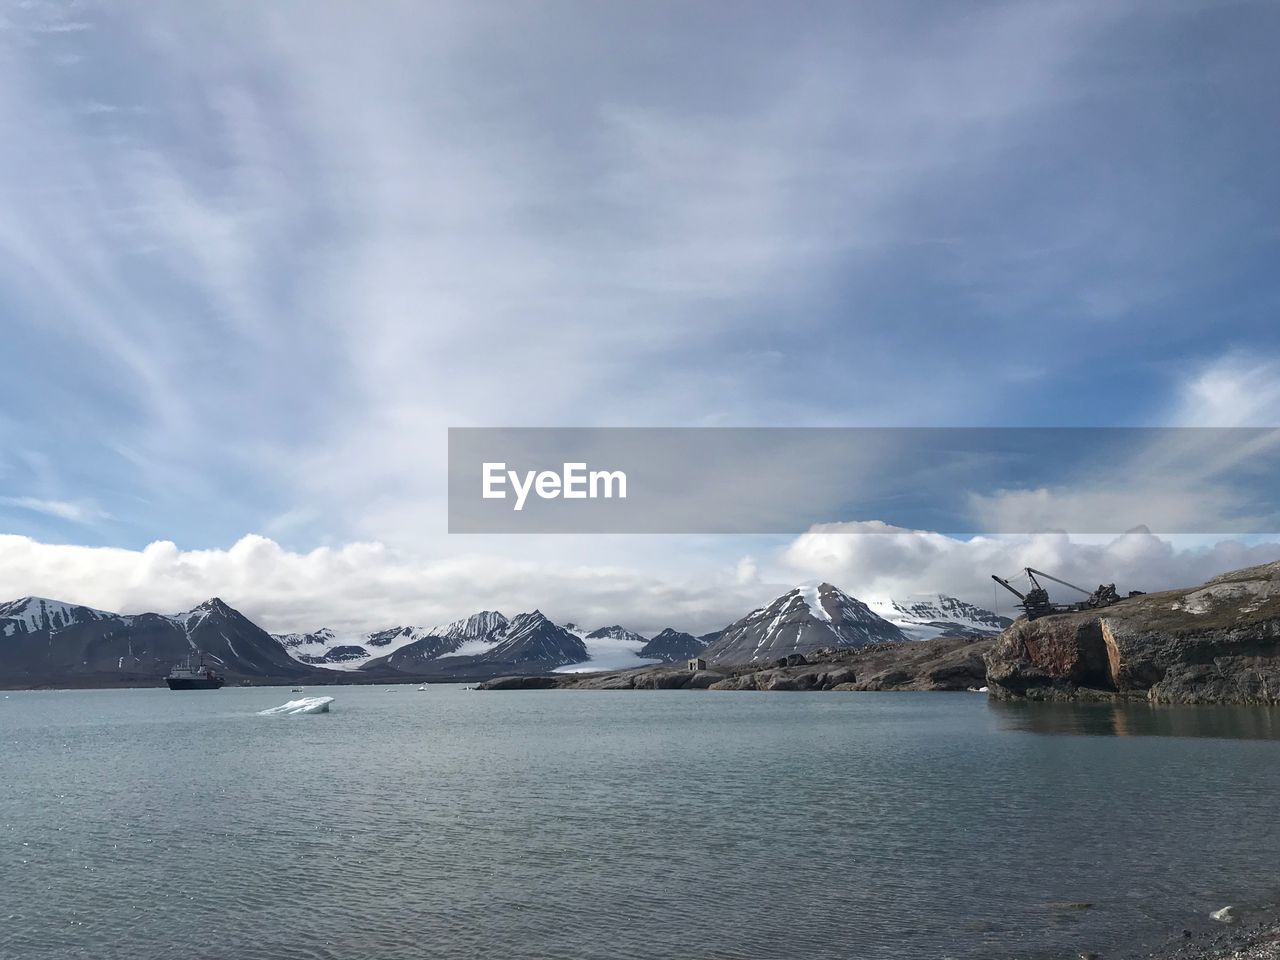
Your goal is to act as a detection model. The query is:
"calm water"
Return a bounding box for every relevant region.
[2,687,1279,960]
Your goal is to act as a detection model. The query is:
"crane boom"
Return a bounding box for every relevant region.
[991,574,1026,601]
[1025,567,1090,596]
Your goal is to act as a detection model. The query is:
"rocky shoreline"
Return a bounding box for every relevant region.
[1126,903,1280,960]
[476,635,991,691]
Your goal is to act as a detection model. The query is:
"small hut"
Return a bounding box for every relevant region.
[687,657,708,672]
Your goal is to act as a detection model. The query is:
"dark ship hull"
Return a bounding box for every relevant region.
[166,676,225,690]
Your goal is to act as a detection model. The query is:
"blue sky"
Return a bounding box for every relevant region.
[1,0,1279,632]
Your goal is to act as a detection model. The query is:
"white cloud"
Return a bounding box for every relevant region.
[780,520,1280,613]
[0,0,1154,549]
[0,533,773,637]
[4,524,1275,641]
[1173,355,1280,428]
[959,354,1280,534]
[0,496,109,524]
[2,4,1277,627]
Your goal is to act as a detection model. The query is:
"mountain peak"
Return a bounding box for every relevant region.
[169,597,243,625]
[638,628,705,663]
[585,624,647,642]
[512,609,550,626]
[489,611,586,665]
[704,582,905,665]
[650,627,685,639]
[426,610,508,644]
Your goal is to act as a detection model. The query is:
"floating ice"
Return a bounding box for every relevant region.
[258,696,334,716]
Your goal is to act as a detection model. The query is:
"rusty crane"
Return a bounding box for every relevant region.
[990,567,1144,621]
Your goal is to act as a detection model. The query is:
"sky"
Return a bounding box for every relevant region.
[1,0,1279,635]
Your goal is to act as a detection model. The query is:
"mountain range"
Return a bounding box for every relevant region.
[0,584,1009,688]
[0,596,312,686]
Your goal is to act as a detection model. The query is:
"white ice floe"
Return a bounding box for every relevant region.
[258,696,334,715]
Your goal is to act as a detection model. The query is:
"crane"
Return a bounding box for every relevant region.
[991,568,1144,621]
[991,571,1057,619]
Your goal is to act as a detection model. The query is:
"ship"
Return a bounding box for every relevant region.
[165,652,226,690]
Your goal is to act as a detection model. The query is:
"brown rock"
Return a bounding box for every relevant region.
[986,560,1280,703]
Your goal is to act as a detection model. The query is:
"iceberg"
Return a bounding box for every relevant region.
[258,696,334,716]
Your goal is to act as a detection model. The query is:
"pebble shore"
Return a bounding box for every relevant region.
[1136,909,1280,960]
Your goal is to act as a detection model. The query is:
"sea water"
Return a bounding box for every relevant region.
[2,686,1278,960]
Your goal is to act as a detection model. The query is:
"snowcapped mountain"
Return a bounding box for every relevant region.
[0,584,1014,688]
[277,626,338,650]
[638,628,705,663]
[431,611,509,643]
[486,612,587,666]
[364,626,458,662]
[170,598,312,676]
[585,625,646,643]
[0,597,114,636]
[275,611,513,670]
[0,596,312,684]
[276,627,341,663]
[703,583,907,665]
[286,610,655,676]
[867,595,1011,640]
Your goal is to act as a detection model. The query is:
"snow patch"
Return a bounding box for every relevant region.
[441,637,501,658]
[797,584,832,622]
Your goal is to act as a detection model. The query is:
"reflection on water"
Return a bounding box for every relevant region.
[990,698,1280,739]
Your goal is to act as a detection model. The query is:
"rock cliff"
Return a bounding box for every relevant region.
[985,560,1280,704]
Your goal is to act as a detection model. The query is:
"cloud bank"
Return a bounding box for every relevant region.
[0,533,768,637]
[783,522,1280,617]
[3,527,1277,638]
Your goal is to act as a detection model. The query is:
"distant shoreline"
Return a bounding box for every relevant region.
[0,674,487,691]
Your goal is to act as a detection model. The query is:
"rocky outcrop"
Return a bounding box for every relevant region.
[472,674,561,690]
[985,560,1280,704]
[475,636,991,693]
